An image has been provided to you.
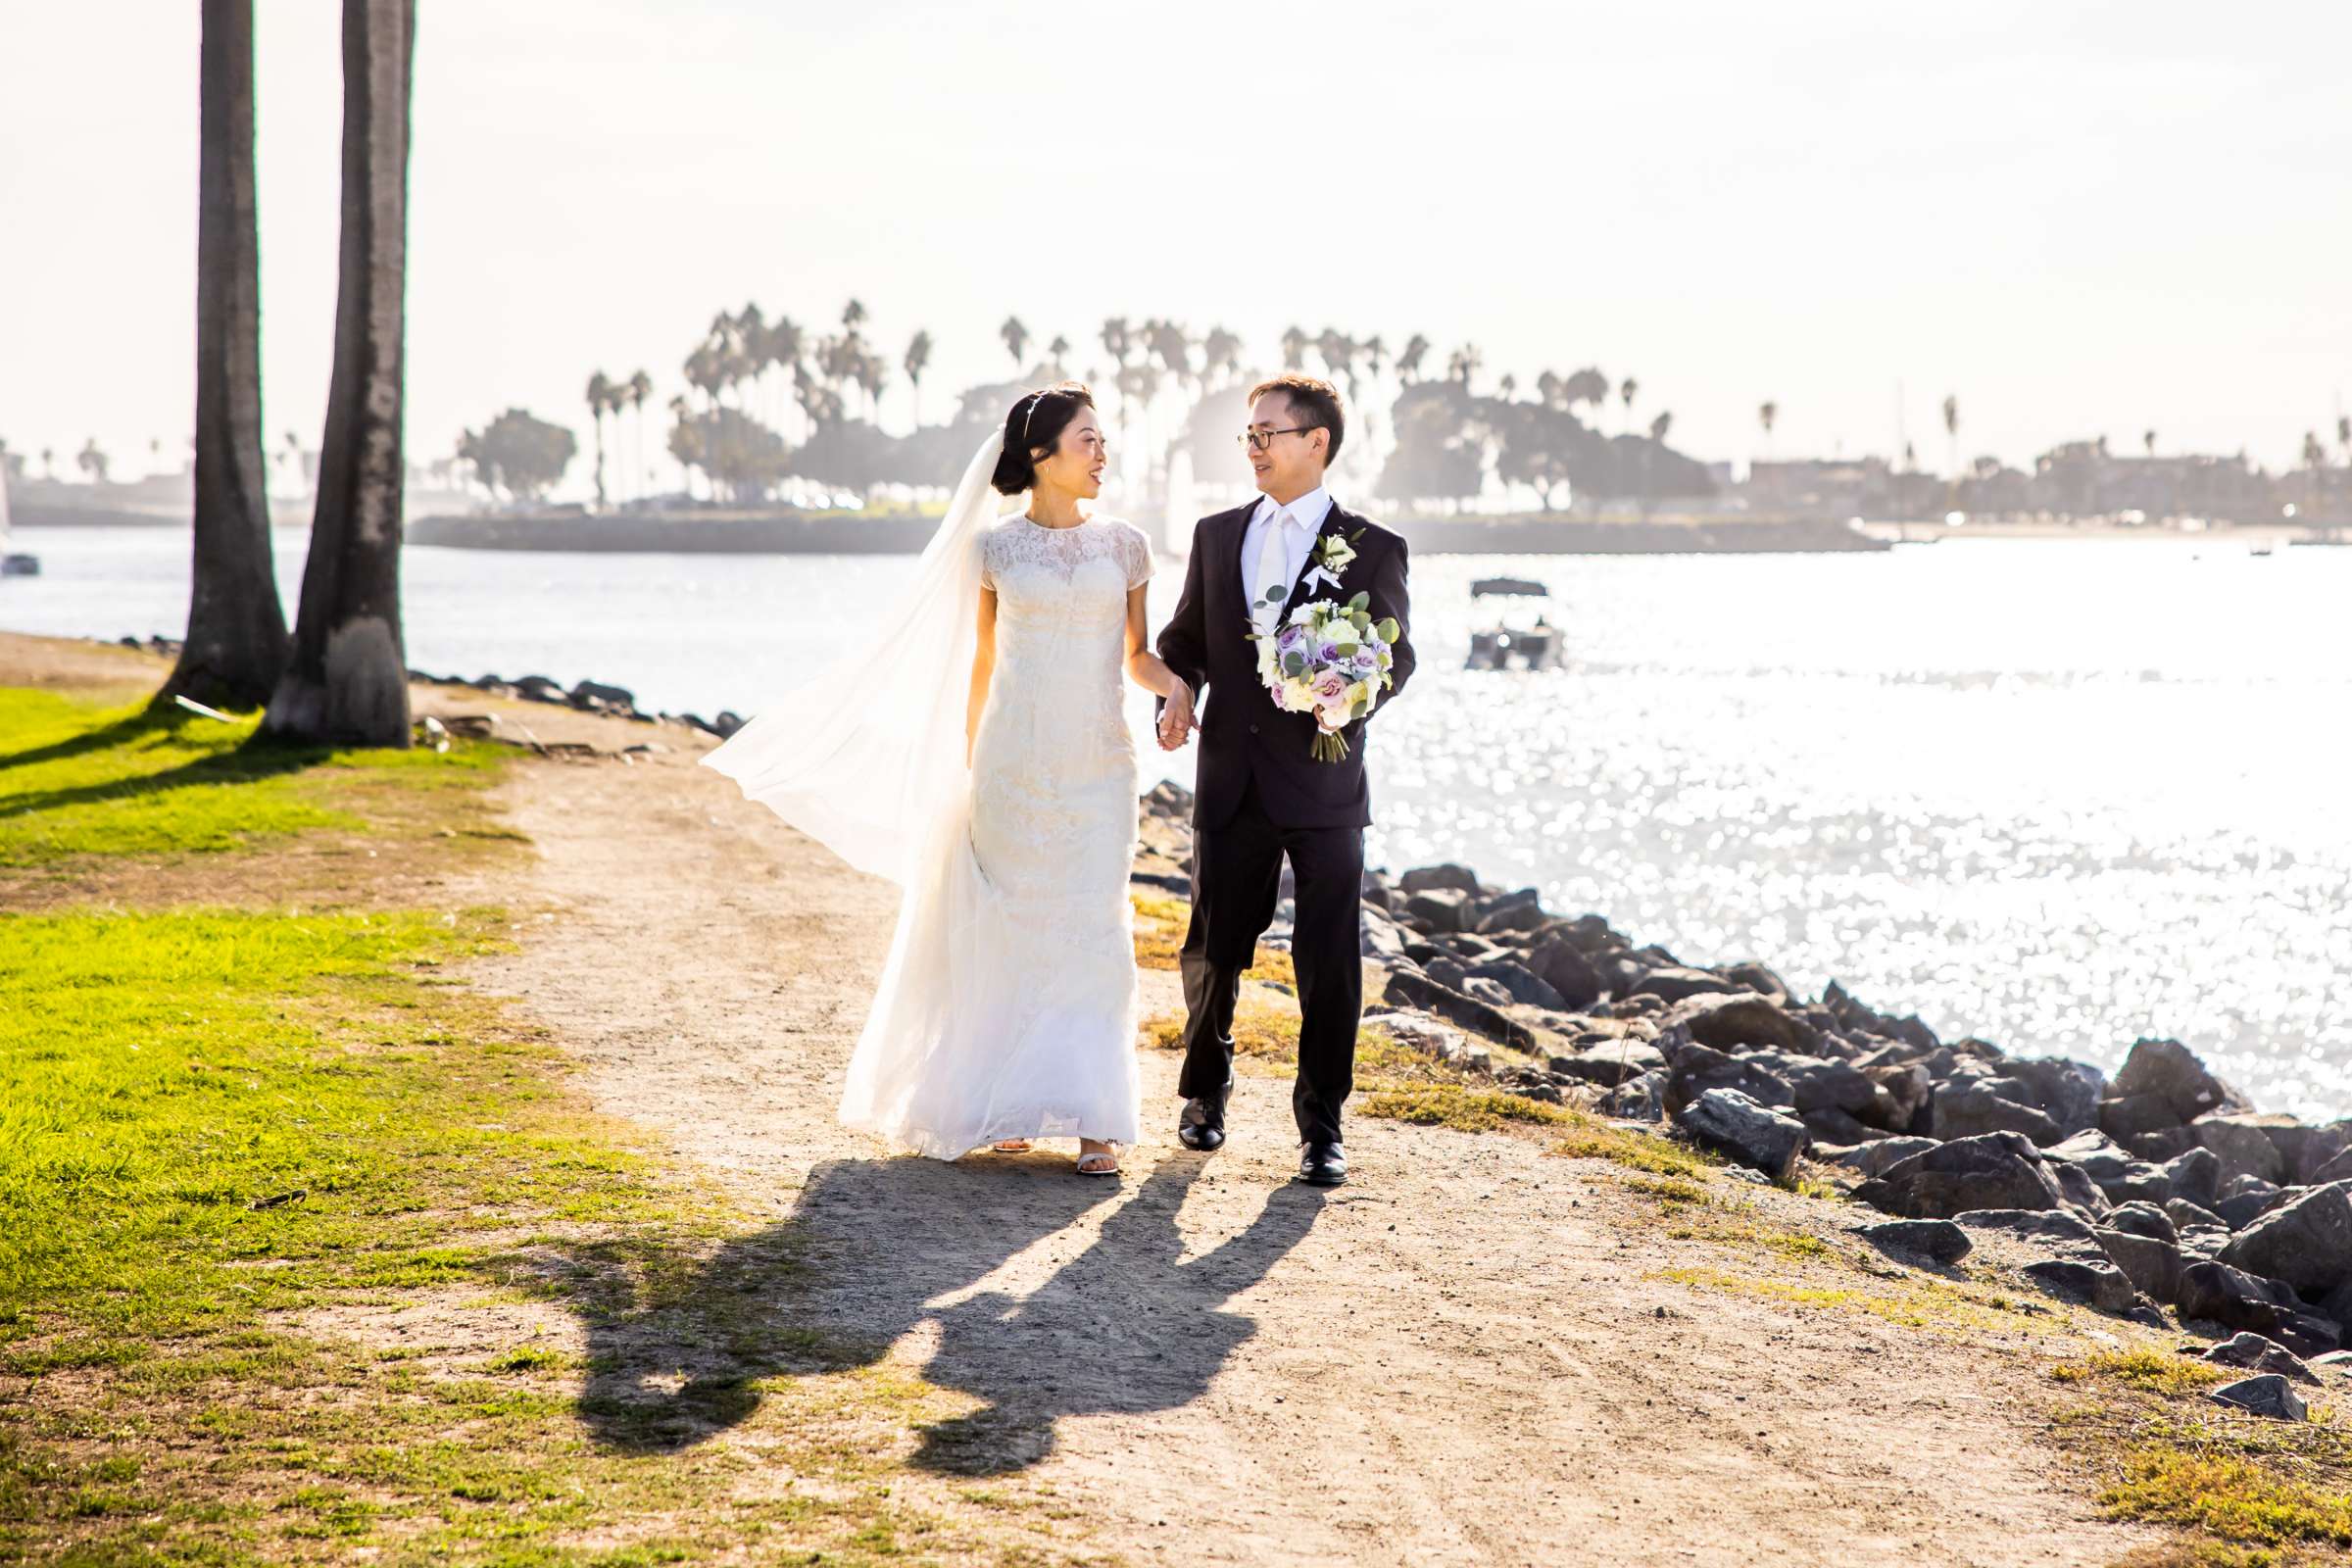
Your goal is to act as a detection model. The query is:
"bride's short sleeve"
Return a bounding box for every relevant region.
[977,529,998,592]
[1119,522,1153,589]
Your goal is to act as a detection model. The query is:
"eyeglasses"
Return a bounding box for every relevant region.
[1236,425,1318,453]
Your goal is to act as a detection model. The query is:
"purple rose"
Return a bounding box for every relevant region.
[1311,670,1348,704]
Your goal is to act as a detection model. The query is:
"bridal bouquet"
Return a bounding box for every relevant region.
[1253,592,1400,762]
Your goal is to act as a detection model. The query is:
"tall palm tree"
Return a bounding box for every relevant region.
[1941,393,1960,477]
[584,369,612,509]
[627,368,651,500]
[2143,429,2156,459]
[1280,324,1307,370]
[266,0,416,747]
[1497,372,1517,402]
[1396,334,1430,383]
[1649,411,1673,444]
[1048,334,1072,377]
[165,0,289,710]
[904,329,933,426]
[1757,400,1778,454]
[842,298,867,330]
[1618,376,1639,433]
[39,446,53,479]
[2338,414,2350,466]
[1001,315,1030,369]
[77,439,109,482]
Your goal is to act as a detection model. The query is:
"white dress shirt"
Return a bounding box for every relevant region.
[1240,485,1334,625]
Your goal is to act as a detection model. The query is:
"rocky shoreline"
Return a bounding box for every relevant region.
[1135,777,2352,1415]
[102,631,2351,1414]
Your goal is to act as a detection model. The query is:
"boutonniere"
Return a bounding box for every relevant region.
[1299,527,1361,597]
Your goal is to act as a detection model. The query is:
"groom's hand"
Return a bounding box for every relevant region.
[1157,682,1197,750]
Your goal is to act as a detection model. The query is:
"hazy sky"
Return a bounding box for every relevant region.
[3,0,2347,490]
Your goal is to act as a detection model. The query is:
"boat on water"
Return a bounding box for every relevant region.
[1465,576,1564,671]
[0,470,39,575]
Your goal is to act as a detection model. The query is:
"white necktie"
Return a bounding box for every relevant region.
[1252,510,1299,636]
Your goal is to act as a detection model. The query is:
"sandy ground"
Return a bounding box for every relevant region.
[387,676,2166,1568]
[5,633,2166,1566]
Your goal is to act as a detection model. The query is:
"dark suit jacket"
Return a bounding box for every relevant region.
[1155,496,1415,831]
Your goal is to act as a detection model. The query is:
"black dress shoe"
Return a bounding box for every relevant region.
[1297,1140,1348,1187]
[1177,1097,1227,1152]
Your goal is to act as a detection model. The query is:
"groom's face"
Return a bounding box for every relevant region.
[1246,391,1327,503]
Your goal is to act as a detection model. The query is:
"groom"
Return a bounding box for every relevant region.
[1154,373,1415,1187]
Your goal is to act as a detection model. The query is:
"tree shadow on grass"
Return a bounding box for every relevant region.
[0,711,363,819]
[568,1152,1327,1474]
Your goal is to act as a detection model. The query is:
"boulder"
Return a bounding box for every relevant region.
[2044,1128,2136,1188]
[1360,904,1413,963]
[2265,1121,2351,1187]
[2095,1229,2184,1303]
[2102,1201,2179,1244]
[2162,1146,2222,1210]
[1524,935,1605,1010]
[2112,1037,2245,1123]
[2309,1350,2352,1379]
[1738,1050,1876,1116]
[2193,1113,2289,1187]
[1627,965,1747,1004]
[1851,1132,2071,1219]
[1952,1208,2101,1247]
[2312,1147,2352,1187]
[1799,1106,1882,1146]
[2208,1374,2307,1422]
[2202,1333,2320,1385]
[1664,1044,1793,1116]
[2123,1126,2199,1163]
[2177,1262,2342,1358]
[2217,1182,2352,1294]
[1398,863,1480,895]
[1669,994,1823,1057]
[1462,959,1567,1010]
[1860,1062,1933,1131]
[2098,1092,2184,1142]
[2000,1056,2106,1138]
[1674,1088,1809,1181]
[1551,1040,1669,1088]
[2021,1257,2138,1314]
[1594,1068,1667,1122]
[2216,1188,2291,1233]
[1719,960,1792,1003]
[2048,1160,2114,1218]
[1401,888,1473,933]
[1853,1218,1972,1265]
[1932,1080,2064,1147]
[1382,969,1536,1050]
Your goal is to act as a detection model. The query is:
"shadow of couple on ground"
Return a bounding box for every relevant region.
[568,1151,1328,1474]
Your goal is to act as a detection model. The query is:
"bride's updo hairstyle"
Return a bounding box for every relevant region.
[991,381,1097,496]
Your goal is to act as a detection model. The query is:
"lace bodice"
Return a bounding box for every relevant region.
[978,514,1153,605]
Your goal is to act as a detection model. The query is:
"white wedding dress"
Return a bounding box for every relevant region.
[698,431,1150,1159]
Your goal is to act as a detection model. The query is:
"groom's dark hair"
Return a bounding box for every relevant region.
[1249,373,1345,466]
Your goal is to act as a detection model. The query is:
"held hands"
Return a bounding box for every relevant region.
[1156,681,1197,751]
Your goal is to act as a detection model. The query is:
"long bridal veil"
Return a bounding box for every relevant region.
[699,430,1034,1155]
[698,429,1004,885]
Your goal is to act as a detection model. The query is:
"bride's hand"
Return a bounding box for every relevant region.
[1157,682,1196,751]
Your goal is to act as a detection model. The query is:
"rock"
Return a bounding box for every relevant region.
[2098,1091,2184,1142]
[2311,1147,2352,1187]
[2000,1056,2106,1138]
[2048,1160,2114,1218]
[1551,1040,1668,1088]
[2265,1120,2351,1186]
[1738,1050,1875,1115]
[1674,1088,1809,1181]
[1401,888,1473,933]
[2021,1257,2139,1314]
[2216,1188,2291,1233]
[1382,969,1536,1051]
[2124,1126,2199,1163]
[1398,863,1481,895]
[1952,1208,2100,1247]
[1799,1106,1882,1146]
[2112,1037,2245,1123]
[1719,960,1791,1003]
[2095,1229,2184,1303]
[2218,1182,2352,1294]
[1462,959,1566,1009]
[1474,890,1548,936]
[569,677,637,712]
[1851,1131,2071,1219]
[2177,1262,2342,1358]
[1854,1219,1972,1265]
[1860,1062,1933,1131]
[2193,1113,2289,1187]
[1523,935,1605,1010]
[2208,1374,2307,1421]
[1663,1044,1793,1115]
[1595,1068,1667,1122]
[1372,1011,1469,1065]
[1830,1136,1939,1179]
[2162,1147,2223,1210]
[2308,1350,2352,1378]
[1360,904,1413,963]
[1933,1079,2064,1146]
[1627,965,1747,1004]
[2102,1201,2180,1244]
[1669,993,1823,1057]
[2201,1333,2320,1385]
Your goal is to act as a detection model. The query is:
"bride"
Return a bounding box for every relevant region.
[699,383,1195,1177]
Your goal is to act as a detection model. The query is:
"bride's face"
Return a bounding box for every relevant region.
[1035,409,1107,500]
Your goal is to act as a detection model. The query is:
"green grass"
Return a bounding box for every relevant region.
[0,679,1096,1567]
[1356,1081,1577,1133]
[0,688,502,867]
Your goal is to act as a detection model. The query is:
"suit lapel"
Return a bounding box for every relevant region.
[1223,498,1260,630]
[1278,499,1354,625]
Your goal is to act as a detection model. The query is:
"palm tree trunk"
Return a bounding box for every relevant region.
[265,0,415,746]
[165,0,289,710]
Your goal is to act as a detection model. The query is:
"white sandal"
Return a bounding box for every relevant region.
[1075,1141,1121,1177]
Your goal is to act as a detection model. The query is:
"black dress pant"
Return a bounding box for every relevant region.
[1176,774,1365,1145]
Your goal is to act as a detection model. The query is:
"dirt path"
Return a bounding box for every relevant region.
[418,686,2160,1568]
